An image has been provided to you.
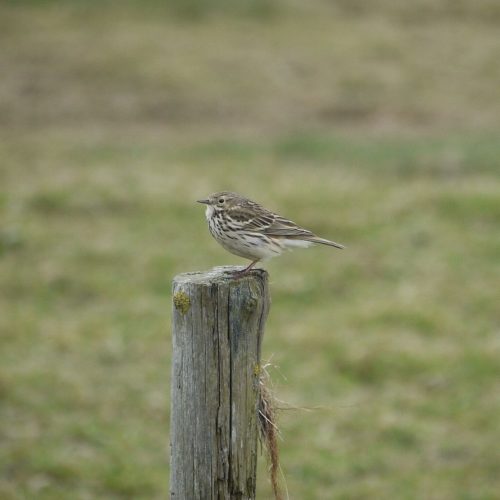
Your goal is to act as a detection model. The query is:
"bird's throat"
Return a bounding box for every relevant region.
[205,205,215,220]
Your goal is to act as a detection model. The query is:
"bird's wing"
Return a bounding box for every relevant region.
[230,201,344,248]
[235,203,314,238]
[260,215,315,238]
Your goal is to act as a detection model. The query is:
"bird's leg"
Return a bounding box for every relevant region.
[234,260,259,277]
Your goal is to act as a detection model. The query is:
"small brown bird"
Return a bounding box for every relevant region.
[197,192,344,275]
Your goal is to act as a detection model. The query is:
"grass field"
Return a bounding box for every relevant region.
[1,1,500,499]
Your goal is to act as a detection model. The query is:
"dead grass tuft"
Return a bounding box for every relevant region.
[258,364,285,500]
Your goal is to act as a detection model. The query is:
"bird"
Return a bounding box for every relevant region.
[197,191,344,275]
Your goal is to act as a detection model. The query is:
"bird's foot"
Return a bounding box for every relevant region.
[232,260,259,278]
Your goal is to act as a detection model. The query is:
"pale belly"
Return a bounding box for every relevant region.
[216,231,283,260]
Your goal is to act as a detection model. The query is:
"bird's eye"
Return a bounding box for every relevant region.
[218,198,224,204]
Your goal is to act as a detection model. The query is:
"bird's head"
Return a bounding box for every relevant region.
[197,192,240,215]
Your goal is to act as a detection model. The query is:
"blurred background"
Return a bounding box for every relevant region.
[1,1,499,498]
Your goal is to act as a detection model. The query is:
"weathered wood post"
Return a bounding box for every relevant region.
[170,266,270,499]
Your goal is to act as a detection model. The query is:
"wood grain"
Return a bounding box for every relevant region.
[170,266,270,499]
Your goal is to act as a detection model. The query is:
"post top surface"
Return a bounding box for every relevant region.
[173,266,268,285]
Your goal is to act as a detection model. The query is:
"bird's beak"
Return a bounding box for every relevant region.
[197,199,210,205]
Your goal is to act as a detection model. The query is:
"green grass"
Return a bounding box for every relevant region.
[1,1,500,499]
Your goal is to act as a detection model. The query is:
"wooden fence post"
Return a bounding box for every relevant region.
[170,266,270,499]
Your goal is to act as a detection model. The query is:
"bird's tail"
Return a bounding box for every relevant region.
[306,236,345,249]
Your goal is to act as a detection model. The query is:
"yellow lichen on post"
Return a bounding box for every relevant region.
[173,291,191,315]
